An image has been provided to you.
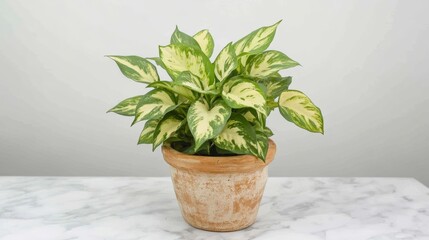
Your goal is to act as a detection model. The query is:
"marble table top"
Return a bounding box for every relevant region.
[0,177,429,240]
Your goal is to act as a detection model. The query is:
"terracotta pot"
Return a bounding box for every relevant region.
[162,139,276,232]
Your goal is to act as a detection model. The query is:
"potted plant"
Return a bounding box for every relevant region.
[107,20,323,232]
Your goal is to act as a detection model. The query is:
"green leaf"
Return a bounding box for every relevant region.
[193,29,215,58]
[214,42,238,82]
[107,95,142,116]
[279,90,324,133]
[245,51,299,77]
[138,118,159,144]
[262,76,292,99]
[159,44,214,88]
[214,114,256,155]
[147,81,197,100]
[233,20,281,56]
[176,71,218,94]
[221,77,267,116]
[152,113,186,150]
[187,98,231,150]
[171,26,201,49]
[107,55,159,83]
[133,89,177,125]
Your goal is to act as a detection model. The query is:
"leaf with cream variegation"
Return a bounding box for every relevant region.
[240,108,267,128]
[107,56,159,83]
[138,118,159,144]
[108,95,142,116]
[263,127,274,137]
[251,131,269,161]
[245,51,299,77]
[193,30,214,58]
[221,77,267,115]
[133,89,177,125]
[241,108,258,123]
[147,81,197,100]
[233,21,282,68]
[152,113,186,150]
[233,20,281,56]
[187,98,231,150]
[261,76,292,99]
[175,71,218,94]
[171,27,201,49]
[159,44,214,88]
[214,42,237,82]
[279,90,324,134]
[214,114,256,155]
[147,57,166,70]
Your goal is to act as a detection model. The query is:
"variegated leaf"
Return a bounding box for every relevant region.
[263,76,292,99]
[176,71,218,94]
[214,114,256,155]
[107,56,159,83]
[171,26,201,49]
[147,57,166,70]
[193,29,214,58]
[266,99,278,112]
[237,53,253,70]
[214,42,237,81]
[107,95,142,116]
[159,44,214,88]
[187,98,231,149]
[242,109,258,123]
[222,77,267,115]
[245,51,299,77]
[240,108,266,127]
[152,114,186,150]
[138,118,159,144]
[233,20,281,56]
[147,81,197,100]
[269,72,282,78]
[251,131,269,161]
[240,110,270,160]
[133,89,177,125]
[279,90,324,133]
[263,127,274,137]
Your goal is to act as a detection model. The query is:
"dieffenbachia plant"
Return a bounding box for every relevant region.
[107,21,323,161]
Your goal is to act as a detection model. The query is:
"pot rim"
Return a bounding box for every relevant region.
[162,139,276,173]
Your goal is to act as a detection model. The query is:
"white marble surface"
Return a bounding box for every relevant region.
[0,177,429,240]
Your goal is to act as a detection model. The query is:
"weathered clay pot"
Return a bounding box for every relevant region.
[162,139,276,232]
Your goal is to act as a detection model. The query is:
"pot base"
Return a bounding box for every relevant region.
[183,217,255,232]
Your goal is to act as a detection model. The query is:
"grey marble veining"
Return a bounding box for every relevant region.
[0,177,429,240]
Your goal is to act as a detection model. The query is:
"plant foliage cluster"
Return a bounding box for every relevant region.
[108,21,323,161]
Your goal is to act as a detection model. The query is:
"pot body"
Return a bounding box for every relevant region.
[162,140,276,232]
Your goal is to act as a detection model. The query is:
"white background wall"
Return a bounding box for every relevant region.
[1,0,428,184]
